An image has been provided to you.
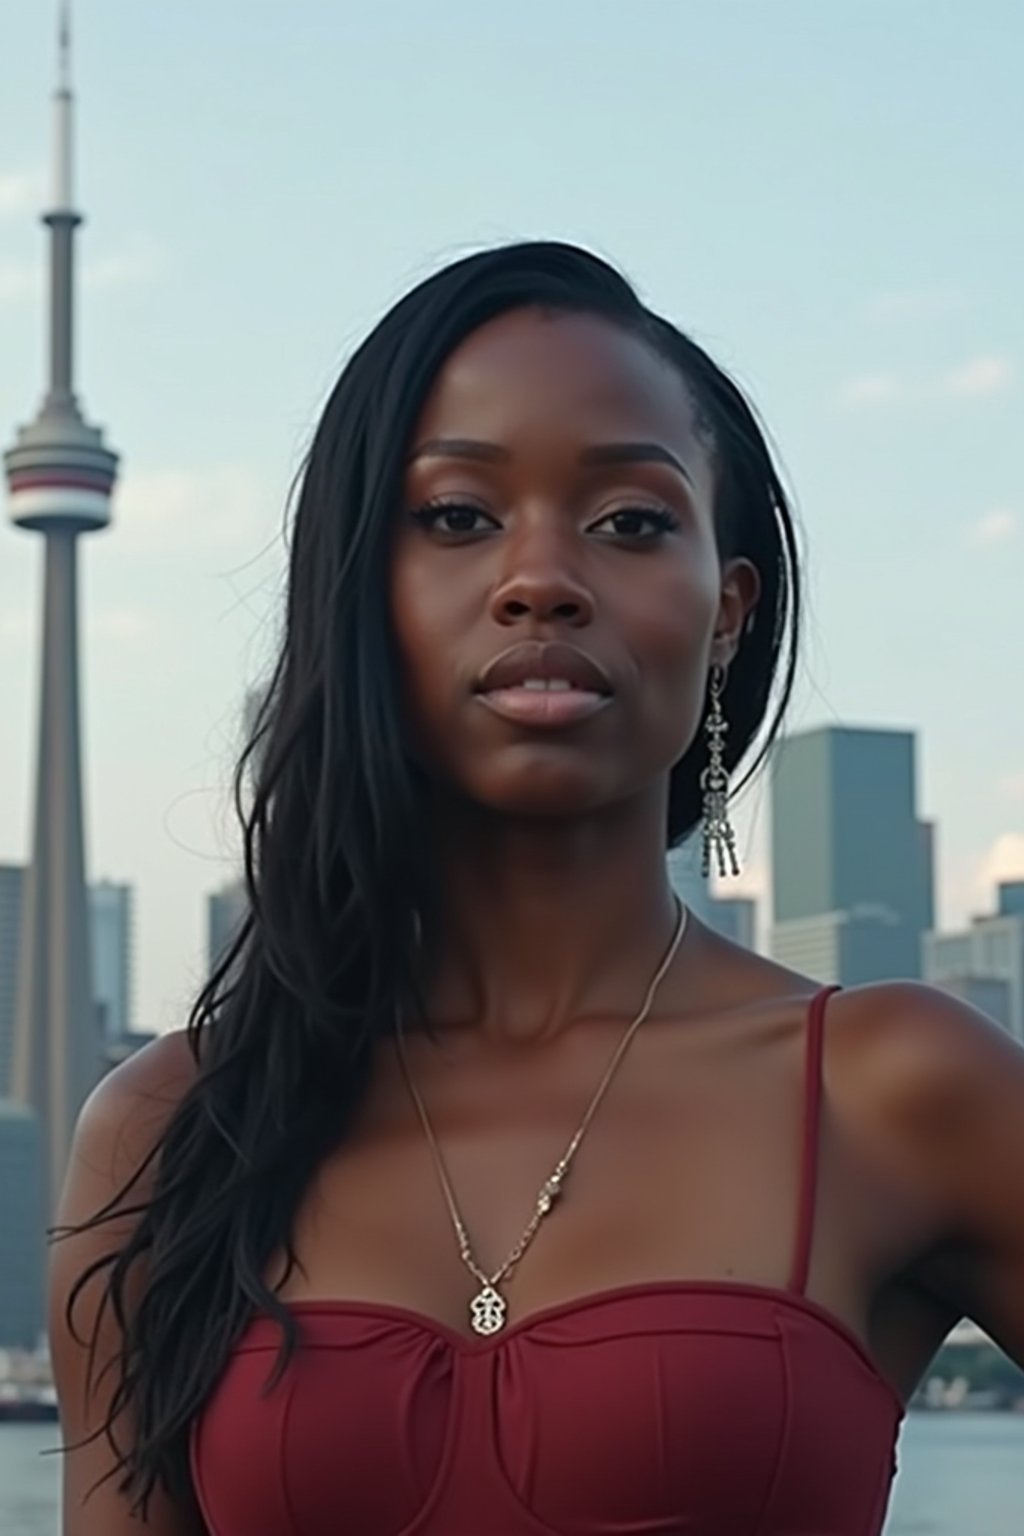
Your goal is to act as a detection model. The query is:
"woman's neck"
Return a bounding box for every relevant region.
[413,793,685,1049]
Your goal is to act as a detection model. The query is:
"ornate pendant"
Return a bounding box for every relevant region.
[469,1284,507,1336]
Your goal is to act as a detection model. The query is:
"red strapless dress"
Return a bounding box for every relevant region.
[191,988,905,1535]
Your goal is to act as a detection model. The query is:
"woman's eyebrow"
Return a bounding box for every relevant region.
[578,441,694,487]
[407,437,510,465]
[407,437,694,487]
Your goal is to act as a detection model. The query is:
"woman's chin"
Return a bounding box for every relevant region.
[458,770,621,823]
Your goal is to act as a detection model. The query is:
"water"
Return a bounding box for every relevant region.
[2,1413,1023,1534]
[884,1415,1024,1534]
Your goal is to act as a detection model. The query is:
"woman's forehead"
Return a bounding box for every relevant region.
[410,308,709,481]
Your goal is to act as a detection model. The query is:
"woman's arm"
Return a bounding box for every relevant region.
[857,982,1024,1368]
[49,1032,206,1535]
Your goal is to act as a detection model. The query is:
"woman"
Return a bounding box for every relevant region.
[53,241,1024,1535]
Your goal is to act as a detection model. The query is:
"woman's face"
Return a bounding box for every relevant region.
[390,307,757,821]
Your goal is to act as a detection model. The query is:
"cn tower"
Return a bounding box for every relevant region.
[4,4,119,1214]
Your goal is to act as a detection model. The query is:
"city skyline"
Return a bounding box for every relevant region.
[3,725,1020,1046]
[1,2,1022,1033]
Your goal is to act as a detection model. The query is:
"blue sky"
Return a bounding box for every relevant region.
[1,1,1022,1031]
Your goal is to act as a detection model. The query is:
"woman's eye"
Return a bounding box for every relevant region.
[409,501,495,535]
[593,507,678,540]
[408,501,678,540]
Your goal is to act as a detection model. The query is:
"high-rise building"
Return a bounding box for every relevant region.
[0,866,25,1098]
[204,688,267,983]
[89,880,134,1043]
[104,1030,159,1072]
[242,685,268,754]
[2,866,143,1085]
[208,880,249,976]
[666,837,714,925]
[3,11,119,1212]
[926,975,1013,1033]
[924,882,1024,1042]
[706,897,757,951]
[769,906,916,987]
[770,727,933,985]
[0,1102,44,1348]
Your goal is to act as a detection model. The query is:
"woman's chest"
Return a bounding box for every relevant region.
[271,1016,890,1339]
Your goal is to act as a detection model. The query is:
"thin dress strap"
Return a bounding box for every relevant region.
[788,985,841,1296]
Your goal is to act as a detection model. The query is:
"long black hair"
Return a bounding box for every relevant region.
[60,240,802,1513]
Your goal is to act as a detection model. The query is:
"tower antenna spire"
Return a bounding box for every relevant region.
[59,1,71,92]
[51,0,75,215]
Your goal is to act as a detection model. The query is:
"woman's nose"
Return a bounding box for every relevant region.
[488,525,595,628]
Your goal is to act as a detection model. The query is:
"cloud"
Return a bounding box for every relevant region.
[976,834,1024,898]
[0,169,43,217]
[839,373,903,406]
[0,258,39,302]
[83,237,167,291]
[966,507,1019,548]
[114,463,279,552]
[4,597,151,650]
[864,287,966,322]
[0,238,166,303]
[1000,774,1024,803]
[839,354,1017,409]
[87,607,151,641]
[940,355,1015,399]
[0,608,33,643]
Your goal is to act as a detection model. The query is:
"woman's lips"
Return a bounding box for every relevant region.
[476,686,612,727]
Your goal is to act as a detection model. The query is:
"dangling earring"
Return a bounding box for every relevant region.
[700,663,740,878]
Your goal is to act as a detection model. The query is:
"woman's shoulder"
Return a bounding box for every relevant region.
[710,952,1021,1086]
[87,1026,199,1108]
[87,1026,199,1106]
[693,947,1022,1151]
[56,1029,201,1246]
[814,982,1024,1254]
[819,979,1023,1110]
[829,983,1024,1356]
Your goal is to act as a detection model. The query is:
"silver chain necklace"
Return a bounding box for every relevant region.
[394,897,688,1337]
